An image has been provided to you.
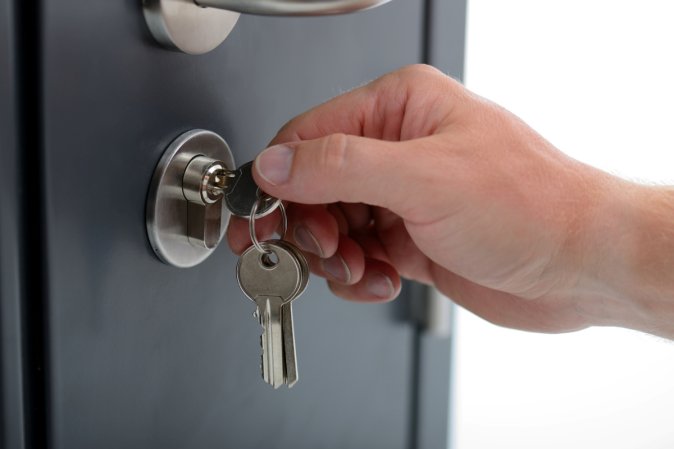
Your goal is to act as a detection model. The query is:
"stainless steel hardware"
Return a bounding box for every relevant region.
[146,129,235,268]
[143,0,392,54]
[182,156,232,249]
[194,0,391,16]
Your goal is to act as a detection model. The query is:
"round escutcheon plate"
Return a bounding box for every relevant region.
[146,129,235,267]
[143,0,240,55]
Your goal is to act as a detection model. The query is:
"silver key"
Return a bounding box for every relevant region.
[237,239,308,388]
[238,241,306,387]
[255,295,285,387]
[223,161,281,218]
[273,240,309,386]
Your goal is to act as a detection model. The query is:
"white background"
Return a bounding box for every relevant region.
[452,1,674,448]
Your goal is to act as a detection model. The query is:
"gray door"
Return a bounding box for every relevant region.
[1,2,25,448]
[1,0,466,448]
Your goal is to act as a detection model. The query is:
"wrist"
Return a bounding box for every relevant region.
[580,180,674,337]
[620,185,674,337]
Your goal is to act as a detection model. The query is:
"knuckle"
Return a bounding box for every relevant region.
[319,133,351,175]
[374,64,437,88]
[397,65,466,107]
[398,64,444,80]
[375,64,454,98]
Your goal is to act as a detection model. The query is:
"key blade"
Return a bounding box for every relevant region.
[282,303,298,387]
[256,296,285,389]
[257,304,270,384]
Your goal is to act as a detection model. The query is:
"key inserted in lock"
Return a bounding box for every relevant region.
[146,129,236,268]
[182,156,233,249]
[146,129,283,267]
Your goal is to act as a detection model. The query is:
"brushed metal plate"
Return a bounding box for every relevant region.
[146,129,235,267]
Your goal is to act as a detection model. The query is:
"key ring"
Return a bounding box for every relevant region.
[249,194,287,254]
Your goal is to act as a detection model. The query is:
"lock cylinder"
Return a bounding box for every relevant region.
[146,129,235,267]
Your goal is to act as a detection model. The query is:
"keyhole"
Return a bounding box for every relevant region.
[260,250,279,268]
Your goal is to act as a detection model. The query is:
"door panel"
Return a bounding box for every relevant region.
[42,1,423,448]
[0,1,26,447]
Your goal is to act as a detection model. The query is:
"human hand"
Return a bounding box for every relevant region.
[227,64,653,335]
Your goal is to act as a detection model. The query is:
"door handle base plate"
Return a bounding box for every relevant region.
[146,129,235,267]
[143,0,240,55]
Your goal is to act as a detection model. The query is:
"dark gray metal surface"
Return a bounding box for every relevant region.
[414,1,467,448]
[0,0,26,447]
[425,0,467,79]
[415,332,453,449]
[40,1,424,448]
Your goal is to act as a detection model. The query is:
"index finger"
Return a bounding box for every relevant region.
[269,64,453,145]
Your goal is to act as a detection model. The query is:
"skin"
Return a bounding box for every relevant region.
[227,64,674,339]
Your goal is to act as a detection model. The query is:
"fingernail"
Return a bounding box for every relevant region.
[294,225,323,257]
[366,273,394,299]
[321,254,351,283]
[255,144,294,185]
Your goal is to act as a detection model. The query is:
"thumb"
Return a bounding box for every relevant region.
[252,133,423,214]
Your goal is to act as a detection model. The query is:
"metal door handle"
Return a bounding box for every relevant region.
[194,0,390,16]
[143,0,392,54]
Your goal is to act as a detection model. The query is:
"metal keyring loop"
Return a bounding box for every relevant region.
[249,197,287,254]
